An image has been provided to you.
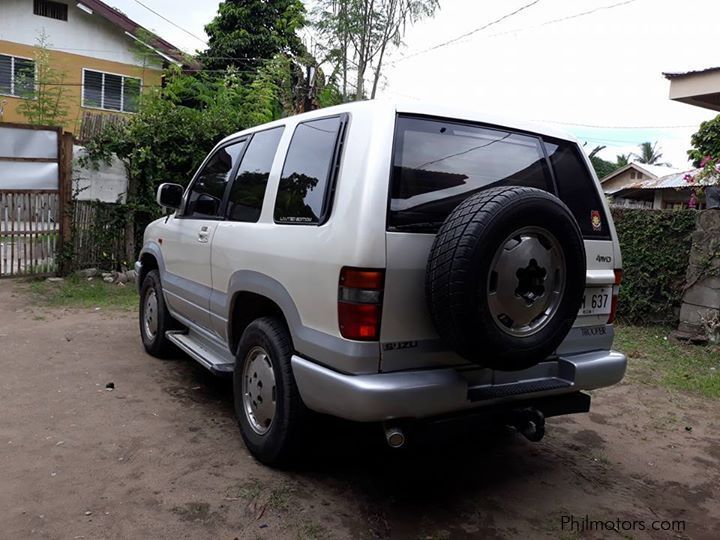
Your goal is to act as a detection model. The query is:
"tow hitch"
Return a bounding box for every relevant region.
[509,407,546,442]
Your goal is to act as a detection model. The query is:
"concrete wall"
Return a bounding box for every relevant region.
[678,211,720,339]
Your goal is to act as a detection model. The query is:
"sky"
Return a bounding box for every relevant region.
[107,0,720,169]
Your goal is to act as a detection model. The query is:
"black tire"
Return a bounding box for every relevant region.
[139,269,178,358]
[233,317,307,466]
[426,186,586,371]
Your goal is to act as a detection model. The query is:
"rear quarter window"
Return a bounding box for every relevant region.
[388,115,553,232]
[274,115,345,225]
[543,139,610,239]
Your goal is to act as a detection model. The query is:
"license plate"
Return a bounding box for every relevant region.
[579,288,612,316]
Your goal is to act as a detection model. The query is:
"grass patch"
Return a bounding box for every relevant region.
[27,275,138,311]
[615,324,720,399]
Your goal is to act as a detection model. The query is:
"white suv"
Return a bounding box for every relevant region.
[136,100,626,465]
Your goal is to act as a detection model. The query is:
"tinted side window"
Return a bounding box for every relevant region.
[388,116,552,232]
[544,139,610,239]
[274,116,343,224]
[185,141,245,219]
[226,127,284,222]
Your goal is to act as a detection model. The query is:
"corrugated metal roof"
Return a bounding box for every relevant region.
[605,168,701,194]
[663,67,720,80]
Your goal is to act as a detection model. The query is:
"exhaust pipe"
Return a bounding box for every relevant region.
[384,426,406,448]
[510,408,545,442]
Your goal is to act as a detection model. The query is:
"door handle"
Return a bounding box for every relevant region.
[197,226,209,243]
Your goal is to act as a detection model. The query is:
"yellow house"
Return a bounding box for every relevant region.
[0,0,185,135]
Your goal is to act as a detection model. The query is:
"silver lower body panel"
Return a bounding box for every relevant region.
[292,350,627,422]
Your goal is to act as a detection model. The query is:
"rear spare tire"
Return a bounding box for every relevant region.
[425,186,586,371]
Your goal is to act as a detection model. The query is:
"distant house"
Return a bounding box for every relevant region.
[0,0,186,135]
[601,162,701,209]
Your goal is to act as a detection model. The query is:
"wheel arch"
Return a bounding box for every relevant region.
[226,271,301,357]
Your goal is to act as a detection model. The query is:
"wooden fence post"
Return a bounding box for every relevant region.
[57,132,74,275]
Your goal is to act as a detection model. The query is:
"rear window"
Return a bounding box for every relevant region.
[388,116,553,232]
[544,139,610,239]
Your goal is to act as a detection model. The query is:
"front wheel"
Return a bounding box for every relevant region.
[139,269,178,357]
[233,317,307,466]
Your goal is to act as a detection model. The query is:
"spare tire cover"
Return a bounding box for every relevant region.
[425,186,586,371]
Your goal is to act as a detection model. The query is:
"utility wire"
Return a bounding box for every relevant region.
[388,0,542,66]
[130,0,208,47]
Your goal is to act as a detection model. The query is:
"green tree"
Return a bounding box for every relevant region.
[200,0,306,72]
[82,66,285,254]
[616,153,631,167]
[313,0,439,100]
[584,144,619,179]
[16,32,69,127]
[688,114,720,166]
[632,141,668,165]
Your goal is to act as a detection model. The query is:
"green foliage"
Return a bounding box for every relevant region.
[590,155,619,179]
[632,141,669,166]
[16,31,69,127]
[611,208,696,324]
[313,0,439,100]
[29,274,137,311]
[81,67,284,253]
[688,114,720,167]
[616,153,631,167]
[615,325,720,399]
[200,0,306,72]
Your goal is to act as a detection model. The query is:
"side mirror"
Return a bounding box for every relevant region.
[156,183,184,209]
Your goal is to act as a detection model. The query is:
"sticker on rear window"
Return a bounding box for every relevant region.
[591,210,602,232]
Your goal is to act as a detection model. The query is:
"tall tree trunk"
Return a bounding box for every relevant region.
[370,40,388,99]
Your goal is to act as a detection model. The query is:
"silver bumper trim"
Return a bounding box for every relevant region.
[291,350,627,422]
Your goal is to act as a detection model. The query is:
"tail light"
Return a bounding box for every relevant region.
[338,267,385,340]
[607,269,623,324]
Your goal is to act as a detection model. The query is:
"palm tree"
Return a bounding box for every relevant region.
[632,142,668,165]
[616,153,631,167]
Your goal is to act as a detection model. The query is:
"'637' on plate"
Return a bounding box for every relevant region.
[579,288,612,316]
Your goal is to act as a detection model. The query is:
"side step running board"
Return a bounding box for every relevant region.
[467,378,571,402]
[166,331,235,376]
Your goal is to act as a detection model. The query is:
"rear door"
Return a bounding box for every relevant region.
[380,115,617,372]
[162,140,246,329]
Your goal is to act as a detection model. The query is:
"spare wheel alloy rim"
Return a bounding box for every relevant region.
[241,346,277,435]
[486,226,566,337]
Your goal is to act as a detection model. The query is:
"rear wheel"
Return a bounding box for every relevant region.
[233,317,307,466]
[139,270,177,357]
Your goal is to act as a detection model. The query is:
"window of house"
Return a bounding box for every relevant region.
[82,69,142,113]
[274,116,345,224]
[0,54,35,97]
[184,141,247,219]
[34,0,68,21]
[226,127,284,223]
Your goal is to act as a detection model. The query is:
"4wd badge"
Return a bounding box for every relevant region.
[591,210,602,232]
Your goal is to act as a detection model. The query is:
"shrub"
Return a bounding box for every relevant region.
[611,208,696,324]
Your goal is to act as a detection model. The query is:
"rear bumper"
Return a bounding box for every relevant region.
[292,350,626,422]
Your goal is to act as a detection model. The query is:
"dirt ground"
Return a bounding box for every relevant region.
[1,281,719,540]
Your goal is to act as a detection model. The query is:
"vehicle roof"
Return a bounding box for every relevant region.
[218,99,578,146]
